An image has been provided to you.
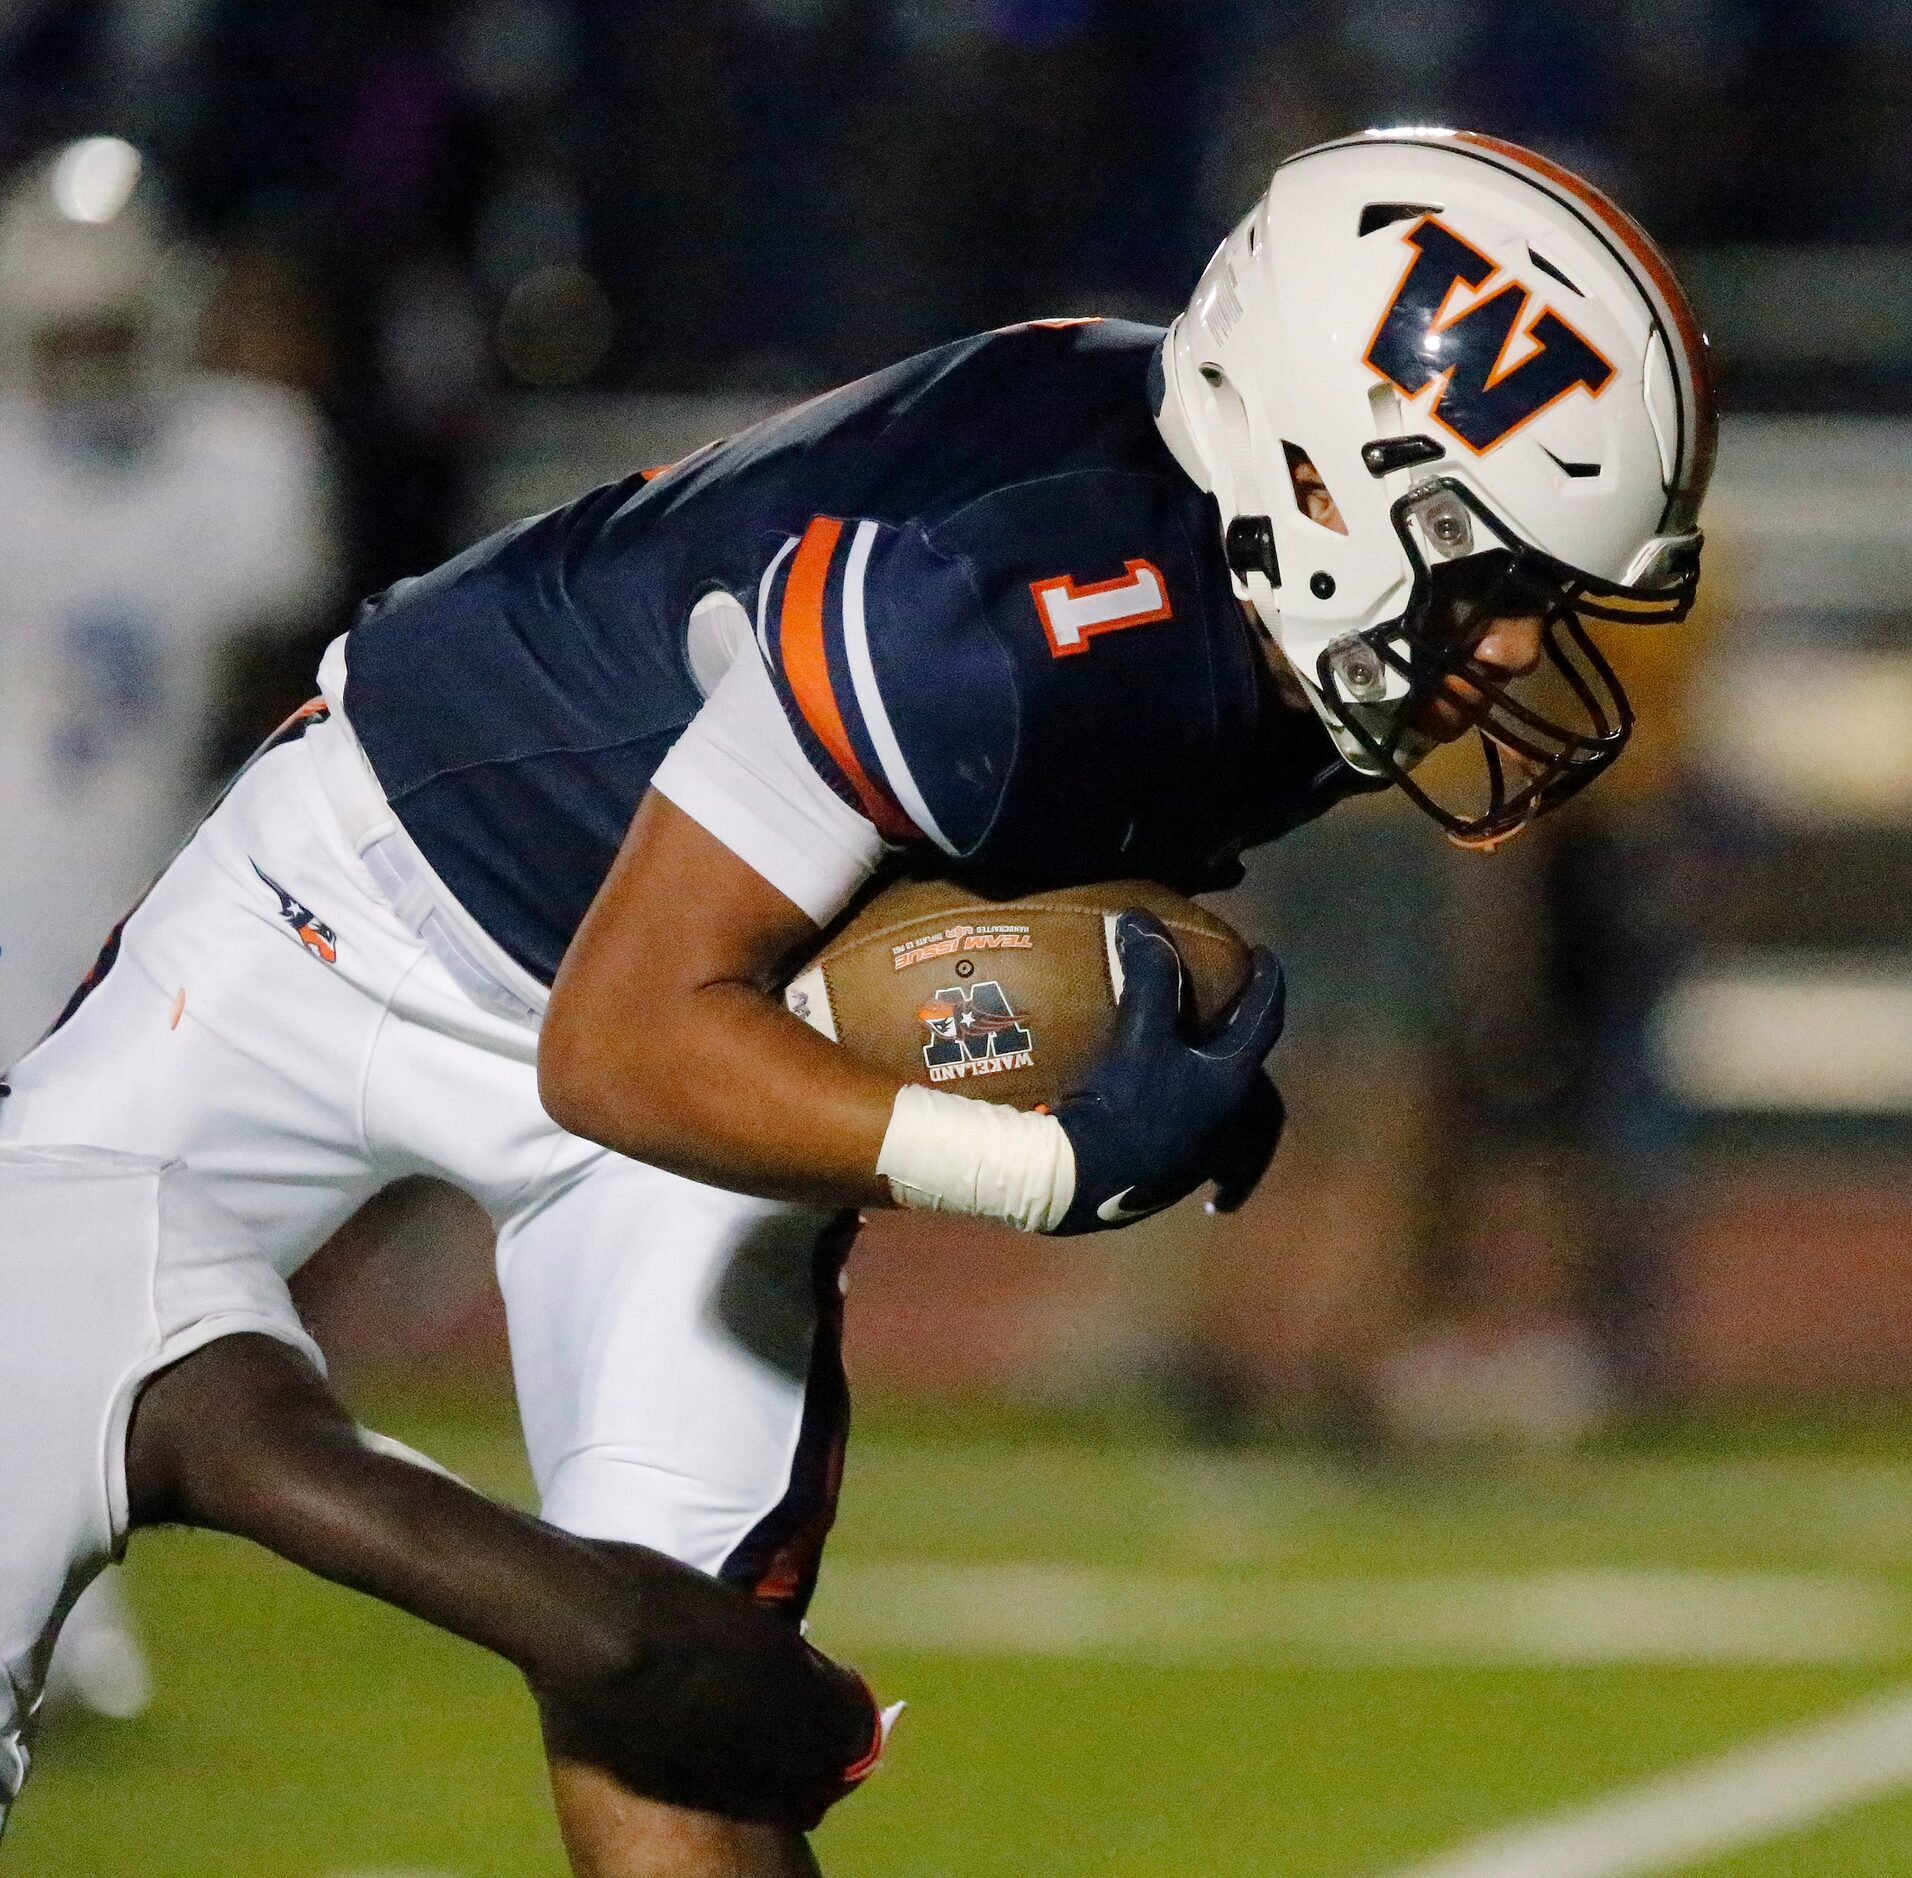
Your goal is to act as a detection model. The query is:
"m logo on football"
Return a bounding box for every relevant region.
[1364,216,1616,454]
[919,981,1034,1083]
[1031,559,1172,657]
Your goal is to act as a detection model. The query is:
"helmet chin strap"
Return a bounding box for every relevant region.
[1292,664,1419,780]
[1238,578,1413,782]
[1226,528,1416,785]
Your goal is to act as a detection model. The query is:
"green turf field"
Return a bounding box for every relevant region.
[14,1395,1912,1876]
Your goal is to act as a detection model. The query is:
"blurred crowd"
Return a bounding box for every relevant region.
[0,0,1901,594]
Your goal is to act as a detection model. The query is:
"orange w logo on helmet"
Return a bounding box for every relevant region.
[1364,216,1616,455]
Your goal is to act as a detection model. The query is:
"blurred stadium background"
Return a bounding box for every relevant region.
[2,1,1909,1873]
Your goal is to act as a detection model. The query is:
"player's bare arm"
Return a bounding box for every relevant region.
[544,789,1289,1237]
[541,791,897,1206]
[124,1332,881,1828]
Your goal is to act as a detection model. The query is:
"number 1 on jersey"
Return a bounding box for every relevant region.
[1030,559,1173,658]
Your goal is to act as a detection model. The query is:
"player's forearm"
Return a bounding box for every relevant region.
[132,1336,647,1684]
[542,792,1077,1223]
[542,788,904,1205]
[541,975,897,1207]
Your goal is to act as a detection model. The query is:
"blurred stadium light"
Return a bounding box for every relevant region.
[48,135,140,225]
[1659,965,1912,1113]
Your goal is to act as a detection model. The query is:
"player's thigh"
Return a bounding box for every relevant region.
[497,1158,854,1614]
[0,744,400,1264]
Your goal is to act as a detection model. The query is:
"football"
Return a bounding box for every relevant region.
[785,877,1253,1109]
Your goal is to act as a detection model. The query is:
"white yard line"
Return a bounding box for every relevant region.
[812,1563,1899,1665]
[1378,1682,1912,1878]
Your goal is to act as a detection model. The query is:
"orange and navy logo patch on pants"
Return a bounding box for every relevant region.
[249,860,338,964]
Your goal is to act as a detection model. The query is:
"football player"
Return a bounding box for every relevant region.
[0,137,340,1727]
[0,130,1712,1876]
[0,140,338,1067]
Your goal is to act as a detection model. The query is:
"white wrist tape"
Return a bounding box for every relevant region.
[876,1085,1076,1234]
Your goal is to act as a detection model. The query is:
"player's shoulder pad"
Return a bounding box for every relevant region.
[922,465,1210,666]
[755,465,1231,862]
[755,512,1005,855]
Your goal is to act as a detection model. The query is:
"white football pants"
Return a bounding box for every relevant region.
[0,715,850,1824]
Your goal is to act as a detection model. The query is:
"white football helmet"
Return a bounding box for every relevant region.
[1155,128,1716,846]
[0,138,163,369]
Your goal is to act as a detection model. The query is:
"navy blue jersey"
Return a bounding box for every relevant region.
[341,320,1371,984]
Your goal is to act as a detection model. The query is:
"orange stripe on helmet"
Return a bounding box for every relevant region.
[781,518,916,840]
[1448,130,1717,501]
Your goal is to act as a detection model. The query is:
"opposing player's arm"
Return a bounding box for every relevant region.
[126,1332,882,1827]
[539,789,901,1207]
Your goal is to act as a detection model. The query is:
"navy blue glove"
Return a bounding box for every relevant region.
[1048,910,1287,1235]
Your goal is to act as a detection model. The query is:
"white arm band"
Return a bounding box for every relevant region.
[875,1085,1076,1234]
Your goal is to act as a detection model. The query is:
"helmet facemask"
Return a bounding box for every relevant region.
[1308,477,1700,849]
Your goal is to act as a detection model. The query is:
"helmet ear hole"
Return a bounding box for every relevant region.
[1282,442,1348,535]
